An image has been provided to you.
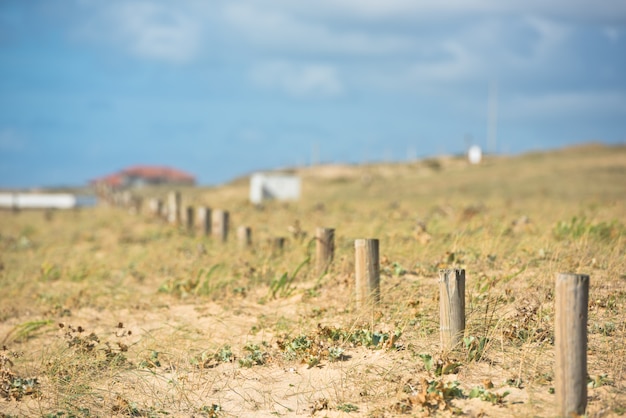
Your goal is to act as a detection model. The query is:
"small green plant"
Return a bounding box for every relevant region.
[464,335,488,362]
[468,385,510,405]
[0,352,39,400]
[2,319,54,344]
[418,354,461,376]
[238,343,267,368]
[336,403,359,413]
[269,257,309,299]
[139,350,162,369]
[192,345,233,369]
[588,373,610,388]
[158,264,225,297]
[40,262,61,281]
[215,345,233,363]
[397,379,464,414]
[328,346,345,362]
[199,404,222,418]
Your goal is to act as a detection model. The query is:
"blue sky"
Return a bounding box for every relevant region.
[1,1,625,188]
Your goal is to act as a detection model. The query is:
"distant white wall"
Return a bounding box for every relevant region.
[0,193,77,209]
[250,173,301,204]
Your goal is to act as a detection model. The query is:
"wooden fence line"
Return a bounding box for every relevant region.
[106,193,595,417]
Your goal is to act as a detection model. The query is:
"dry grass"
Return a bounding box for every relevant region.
[1,143,625,417]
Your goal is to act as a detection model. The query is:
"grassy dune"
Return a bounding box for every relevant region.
[1,143,625,417]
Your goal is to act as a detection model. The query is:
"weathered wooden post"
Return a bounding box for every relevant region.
[122,190,132,208]
[315,227,335,275]
[185,206,195,231]
[167,191,181,224]
[197,207,212,236]
[132,196,143,215]
[439,269,466,351]
[155,199,164,219]
[237,226,252,249]
[272,237,286,254]
[211,209,229,242]
[354,239,380,309]
[555,273,589,417]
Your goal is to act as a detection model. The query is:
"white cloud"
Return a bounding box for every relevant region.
[223,3,413,55]
[408,41,477,82]
[116,3,200,63]
[250,61,344,99]
[261,0,626,23]
[76,1,202,63]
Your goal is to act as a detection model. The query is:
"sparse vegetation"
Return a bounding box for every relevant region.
[0,144,625,416]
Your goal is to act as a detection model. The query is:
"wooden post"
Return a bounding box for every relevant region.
[197,207,212,236]
[354,239,380,309]
[167,191,181,224]
[211,209,229,242]
[185,206,195,231]
[155,199,164,219]
[133,196,143,215]
[315,227,335,275]
[555,273,589,417]
[122,190,132,208]
[439,269,466,351]
[272,237,286,254]
[237,226,252,249]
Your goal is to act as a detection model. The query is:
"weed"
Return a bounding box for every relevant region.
[463,335,488,362]
[1,349,39,401]
[238,343,268,368]
[588,373,611,388]
[336,403,359,413]
[269,257,309,299]
[40,262,61,281]
[199,404,222,417]
[158,264,225,297]
[395,378,463,414]
[2,319,54,344]
[139,350,162,369]
[418,353,461,376]
[193,345,234,369]
[468,385,510,405]
[553,216,624,242]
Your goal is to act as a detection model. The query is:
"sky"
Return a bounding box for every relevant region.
[1,0,625,188]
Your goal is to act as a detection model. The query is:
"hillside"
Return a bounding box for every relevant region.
[1,143,625,417]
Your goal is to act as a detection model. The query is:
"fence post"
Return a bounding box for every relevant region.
[167,191,181,225]
[272,237,286,254]
[155,199,164,219]
[354,239,380,309]
[237,226,252,249]
[211,209,229,242]
[185,206,195,232]
[315,227,335,275]
[555,273,589,417]
[439,269,466,351]
[197,207,212,236]
[133,196,143,215]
